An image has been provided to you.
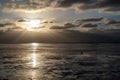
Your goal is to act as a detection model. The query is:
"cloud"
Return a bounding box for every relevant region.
[54,0,120,12]
[0,24,6,27]
[50,23,80,29]
[81,23,97,28]
[0,17,119,33]
[11,26,23,29]
[0,21,24,32]
[50,26,66,29]
[105,19,120,25]
[2,0,54,11]
[17,19,28,22]
[76,17,103,23]
[54,0,91,7]
[77,0,120,12]
[1,0,120,12]
[0,23,16,27]
[42,21,54,24]
[45,17,119,32]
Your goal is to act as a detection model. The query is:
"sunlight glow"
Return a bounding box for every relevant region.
[31,43,39,51]
[27,19,41,31]
[32,43,39,46]
[32,53,37,68]
[31,43,38,68]
[29,20,40,28]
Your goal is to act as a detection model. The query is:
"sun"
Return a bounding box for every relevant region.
[32,43,38,47]
[27,19,40,31]
[17,19,50,32]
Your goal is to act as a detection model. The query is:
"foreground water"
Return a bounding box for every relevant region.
[0,43,120,80]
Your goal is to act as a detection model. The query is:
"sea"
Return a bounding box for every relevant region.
[0,43,120,80]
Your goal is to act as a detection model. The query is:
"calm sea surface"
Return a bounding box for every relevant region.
[0,43,120,80]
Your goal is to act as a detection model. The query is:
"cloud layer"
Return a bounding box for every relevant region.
[0,17,120,33]
[0,0,120,12]
[0,17,120,43]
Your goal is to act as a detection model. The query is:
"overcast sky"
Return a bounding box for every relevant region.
[0,0,120,43]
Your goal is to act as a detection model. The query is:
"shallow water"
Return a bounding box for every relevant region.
[0,43,120,80]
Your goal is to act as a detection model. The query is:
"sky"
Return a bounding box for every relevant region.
[0,0,120,43]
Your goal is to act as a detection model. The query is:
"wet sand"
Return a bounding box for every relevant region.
[0,43,120,80]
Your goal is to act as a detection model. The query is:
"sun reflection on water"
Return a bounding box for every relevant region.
[31,70,37,79]
[32,53,37,68]
[31,43,39,51]
[31,43,38,68]
[28,43,39,79]
[32,43,38,47]
[26,43,45,79]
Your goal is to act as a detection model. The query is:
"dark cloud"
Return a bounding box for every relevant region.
[1,0,120,12]
[77,0,120,11]
[54,0,120,12]
[42,21,49,23]
[2,0,54,10]
[50,23,80,29]
[0,22,24,32]
[42,21,54,24]
[104,7,120,12]
[11,26,22,29]
[64,23,79,28]
[50,21,54,23]
[105,19,120,25]
[17,19,28,22]
[55,0,91,7]
[76,17,103,23]
[0,23,16,27]
[50,26,67,29]
[81,23,97,28]
[0,24,6,27]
